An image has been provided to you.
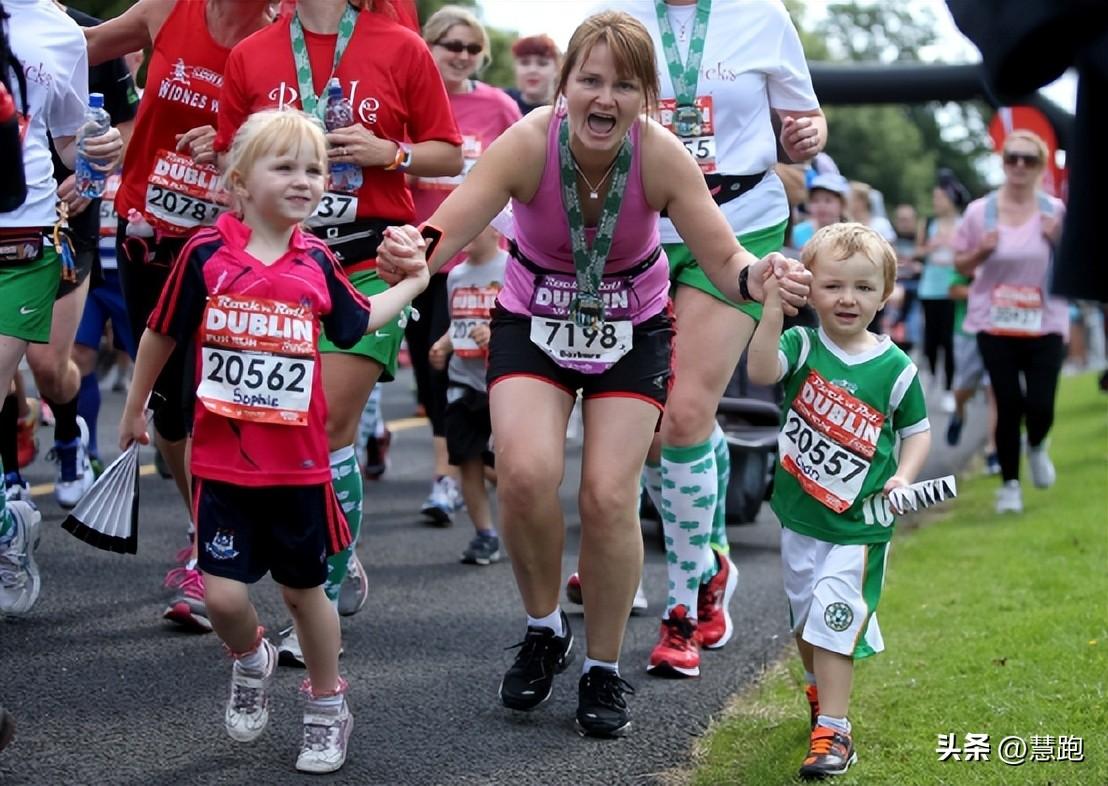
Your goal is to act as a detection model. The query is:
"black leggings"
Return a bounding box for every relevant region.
[976,332,1066,483]
[921,298,955,390]
[404,272,451,437]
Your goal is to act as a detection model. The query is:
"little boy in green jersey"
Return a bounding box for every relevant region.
[748,223,932,779]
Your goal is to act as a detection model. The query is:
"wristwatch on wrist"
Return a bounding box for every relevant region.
[385,142,413,172]
[738,265,753,302]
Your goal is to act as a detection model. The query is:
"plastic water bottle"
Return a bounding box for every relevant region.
[75,93,111,199]
[323,78,362,194]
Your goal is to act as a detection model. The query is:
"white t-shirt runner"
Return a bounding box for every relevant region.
[623,0,819,241]
[1,0,89,229]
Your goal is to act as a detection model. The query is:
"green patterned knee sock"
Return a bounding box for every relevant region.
[0,456,12,540]
[660,440,716,619]
[702,422,731,583]
[324,445,363,603]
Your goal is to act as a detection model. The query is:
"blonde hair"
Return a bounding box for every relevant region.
[1003,129,1049,162]
[222,109,327,193]
[423,5,492,72]
[557,11,660,118]
[800,222,898,299]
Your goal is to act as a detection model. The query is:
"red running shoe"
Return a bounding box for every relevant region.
[646,604,700,678]
[697,550,738,649]
[16,415,37,469]
[162,567,212,633]
[565,572,583,605]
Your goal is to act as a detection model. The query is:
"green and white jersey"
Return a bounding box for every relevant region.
[770,326,929,545]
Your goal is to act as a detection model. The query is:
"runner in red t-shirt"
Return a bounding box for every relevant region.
[407,5,522,526]
[120,110,428,774]
[86,0,276,633]
[214,0,462,659]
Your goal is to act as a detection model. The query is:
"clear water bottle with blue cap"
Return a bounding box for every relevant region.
[323,78,362,194]
[75,93,111,198]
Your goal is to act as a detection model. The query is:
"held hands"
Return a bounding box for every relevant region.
[176,125,217,165]
[780,116,821,162]
[327,124,398,169]
[747,252,810,316]
[56,174,90,217]
[379,225,429,285]
[429,336,452,370]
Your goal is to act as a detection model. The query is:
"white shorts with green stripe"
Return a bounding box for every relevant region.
[780,527,890,659]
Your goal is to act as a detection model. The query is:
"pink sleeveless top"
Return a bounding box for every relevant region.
[498,112,669,324]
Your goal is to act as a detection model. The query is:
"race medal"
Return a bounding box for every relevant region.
[779,371,884,513]
[989,284,1043,336]
[195,295,316,426]
[659,96,717,173]
[305,192,358,228]
[144,150,227,235]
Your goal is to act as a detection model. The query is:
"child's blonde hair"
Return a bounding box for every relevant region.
[800,222,898,299]
[222,109,328,193]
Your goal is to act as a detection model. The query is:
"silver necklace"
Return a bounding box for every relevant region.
[571,154,619,200]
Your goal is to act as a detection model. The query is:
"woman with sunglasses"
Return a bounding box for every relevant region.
[955,130,1066,515]
[213,0,462,665]
[83,0,275,633]
[407,5,521,526]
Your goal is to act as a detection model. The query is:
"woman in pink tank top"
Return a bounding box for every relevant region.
[378,10,810,739]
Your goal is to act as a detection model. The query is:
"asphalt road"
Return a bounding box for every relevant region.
[0,368,982,785]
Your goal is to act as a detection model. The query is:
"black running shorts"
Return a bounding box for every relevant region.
[193,479,350,589]
[444,384,494,467]
[486,306,673,411]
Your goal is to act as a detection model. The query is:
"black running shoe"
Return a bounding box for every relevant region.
[575,667,634,738]
[498,611,574,711]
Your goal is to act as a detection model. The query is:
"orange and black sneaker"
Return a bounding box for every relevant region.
[805,684,820,730]
[799,724,856,779]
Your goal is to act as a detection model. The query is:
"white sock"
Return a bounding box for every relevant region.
[817,714,851,734]
[527,608,564,637]
[236,642,269,673]
[308,693,345,710]
[583,657,619,676]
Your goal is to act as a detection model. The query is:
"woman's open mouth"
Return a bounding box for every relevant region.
[587,112,617,135]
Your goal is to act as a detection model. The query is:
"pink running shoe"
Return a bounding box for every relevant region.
[162,567,212,632]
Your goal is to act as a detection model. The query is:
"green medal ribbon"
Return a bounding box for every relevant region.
[654,0,711,137]
[557,116,632,329]
[289,3,359,120]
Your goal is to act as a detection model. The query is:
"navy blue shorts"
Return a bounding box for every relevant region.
[75,269,136,357]
[193,479,350,589]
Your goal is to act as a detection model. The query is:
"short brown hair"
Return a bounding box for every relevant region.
[511,34,560,62]
[800,223,898,299]
[556,11,659,117]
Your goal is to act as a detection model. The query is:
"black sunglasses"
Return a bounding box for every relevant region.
[1003,151,1042,167]
[435,39,482,56]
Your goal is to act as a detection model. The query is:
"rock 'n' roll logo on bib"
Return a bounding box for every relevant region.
[450,283,500,358]
[779,370,884,513]
[195,295,316,426]
[658,96,717,173]
[144,150,228,236]
[989,284,1043,336]
[527,273,634,374]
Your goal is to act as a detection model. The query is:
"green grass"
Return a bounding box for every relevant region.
[694,373,1108,786]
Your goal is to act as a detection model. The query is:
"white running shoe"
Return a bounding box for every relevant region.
[0,501,42,616]
[277,625,343,667]
[995,480,1023,514]
[337,553,368,617]
[940,391,956,414]
[296,698,354,773]
[420,476,457,526]
[225,639,277,742]
[1028,446,1056,489]
[52,416,95,509]
[631,579,649,614]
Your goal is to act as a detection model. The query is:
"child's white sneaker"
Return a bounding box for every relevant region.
[1027,446,1056,489]
[995,480,1023,514]
[296,696,353,773]
[225,638,277,742]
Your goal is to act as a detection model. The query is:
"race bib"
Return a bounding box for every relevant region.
[305,191,357,228]
[417,134,483,190]
[144,150,227,235]
[779,371,884,513]
[450,283,500,359]
[527,273,637,373]
[195,295,316,426]
[989,284,1043,336]
[659,96,717,174]
[98,174,122,238]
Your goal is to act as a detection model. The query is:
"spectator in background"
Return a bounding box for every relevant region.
[954,130,1067,515]
[505,34,560,116]
[848,180,895,242]
[890,203,923,350]
[918,170,969,412]
[792,173,848,248]
[408,5,521,526]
